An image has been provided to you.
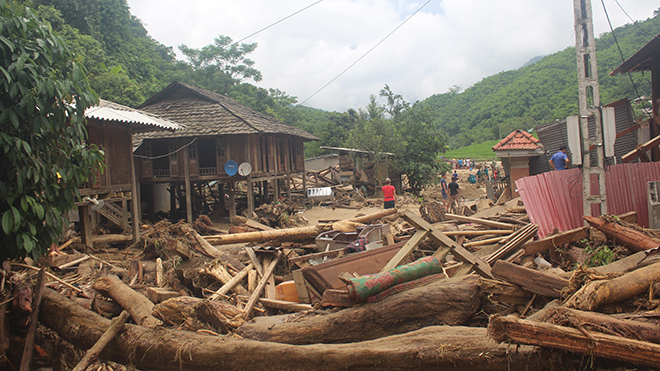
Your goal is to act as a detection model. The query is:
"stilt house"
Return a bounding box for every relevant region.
[136,82,318,222]
[80,99,180,247]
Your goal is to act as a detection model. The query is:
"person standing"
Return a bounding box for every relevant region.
[440,173,449,210]
[382,178,396,209]
[447,177,460,211]
[549,145,570,171]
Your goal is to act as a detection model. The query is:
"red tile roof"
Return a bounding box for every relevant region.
[492,129,544,151]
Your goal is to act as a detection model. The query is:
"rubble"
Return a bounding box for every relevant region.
[2,184,660,370]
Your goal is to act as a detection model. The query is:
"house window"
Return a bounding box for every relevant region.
[188,142,197,159]
[217,137,227,157]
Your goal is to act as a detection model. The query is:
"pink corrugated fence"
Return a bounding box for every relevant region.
[515,162,660,238]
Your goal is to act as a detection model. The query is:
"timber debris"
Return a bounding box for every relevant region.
[2,185,660,370]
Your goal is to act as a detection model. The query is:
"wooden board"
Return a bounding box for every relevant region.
[301,242,404,292]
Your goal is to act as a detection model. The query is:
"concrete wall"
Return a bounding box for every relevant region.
[305,154,339,171]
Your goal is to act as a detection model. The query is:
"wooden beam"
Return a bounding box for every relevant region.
[244,252,281,319]
[380,230,429,272]
[492,260,568,298]
[402,211,494,279]
[622,133,660,162]
[443,214,516,230]
[19,268,46,371]
[292,270,311,304]
[522,226,588,256]
[259,298,312,312]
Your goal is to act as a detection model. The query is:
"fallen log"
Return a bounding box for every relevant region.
[564,261,660,311]
[204,209,398,246]
[236,275,483,344]
[489,314,660,368]
[584,215,660,252]
[491,260,568,298]
[549,307,660,344]
[152,296,245,332]
[40,288,550,371]
[93,275,161,328]
[205,225,327,245]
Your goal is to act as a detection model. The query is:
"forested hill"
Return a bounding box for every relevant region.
[27,0,660,153]
[421,12,660,148]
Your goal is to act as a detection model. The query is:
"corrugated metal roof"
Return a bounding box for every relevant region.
[492,129,543,151]
[516,162,660,238]
[85,99,181,131]
[610,33,660,75]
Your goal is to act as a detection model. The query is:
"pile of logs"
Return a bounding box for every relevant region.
[4,204,660,370]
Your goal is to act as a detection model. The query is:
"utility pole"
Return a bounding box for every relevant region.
[573,0,607,215]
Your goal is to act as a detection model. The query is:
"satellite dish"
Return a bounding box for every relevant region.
[224,160,238,176]
[238,162,252,177]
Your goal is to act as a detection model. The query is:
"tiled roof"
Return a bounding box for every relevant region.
[492,129,544,151]
[137,82,318,141]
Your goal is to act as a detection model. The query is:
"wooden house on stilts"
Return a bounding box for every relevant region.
[80,99,180,248]
[135,82,319,223]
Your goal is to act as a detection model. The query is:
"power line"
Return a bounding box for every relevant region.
[299,0,432,106]
[599,0,652,119]
[232,1,324,46]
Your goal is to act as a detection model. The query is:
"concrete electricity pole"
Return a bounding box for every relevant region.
[573,0,607,215]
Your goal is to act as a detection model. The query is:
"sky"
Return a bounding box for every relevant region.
[126,0,659,112]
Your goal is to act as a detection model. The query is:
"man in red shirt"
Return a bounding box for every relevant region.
[382,178,396,209]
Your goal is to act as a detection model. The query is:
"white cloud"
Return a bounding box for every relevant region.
[127,0,659,112]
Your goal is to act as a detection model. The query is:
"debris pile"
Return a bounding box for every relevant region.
[2,197,660,370]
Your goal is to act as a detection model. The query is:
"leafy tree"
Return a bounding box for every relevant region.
[0,1,104,258]
[179,35,262,94]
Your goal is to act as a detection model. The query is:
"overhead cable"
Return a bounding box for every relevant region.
[599,0,652,120]
[232,1,324,46]
[299,0,432,106]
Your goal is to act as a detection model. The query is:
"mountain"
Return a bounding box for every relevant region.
[419,12,660,148]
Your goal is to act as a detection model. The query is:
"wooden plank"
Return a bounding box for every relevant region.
[492,260,568,298]
[402,211,494,279]
[623,133,660,162]
[292,270,311,304]
[245,247,264,277]
[261,255,277,299]
[443,213,516,230]
[259,298,313,312]
[380,230,428,272]
[244,252,281,319]
[521,226,588,256]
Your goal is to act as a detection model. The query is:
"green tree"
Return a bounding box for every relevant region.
[0,1,105,258]
[179,35,262,94]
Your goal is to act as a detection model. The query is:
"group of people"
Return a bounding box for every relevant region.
[450,158,473,171]
[440,172,460,212]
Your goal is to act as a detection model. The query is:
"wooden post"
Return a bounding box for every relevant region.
[292,269,311,304]
[273,178,280,202]
[302,170,308,200]
[229,179,236,219]
[19,268,46,371]
[247,178,254,217]
[183,145,193,224]
[79,204,93,249]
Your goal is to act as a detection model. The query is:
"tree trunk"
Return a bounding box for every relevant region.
[584,215,660,252]
[93,275,161,327]
[489,314,660,368]
[236,275,483,344]
[564,261,660,311]
[40,288,550,371]
[549,307,660,344]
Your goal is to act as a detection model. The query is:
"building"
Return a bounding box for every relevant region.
[492,129,545,196]
[80,99,180,247]
[136,82,318,222]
